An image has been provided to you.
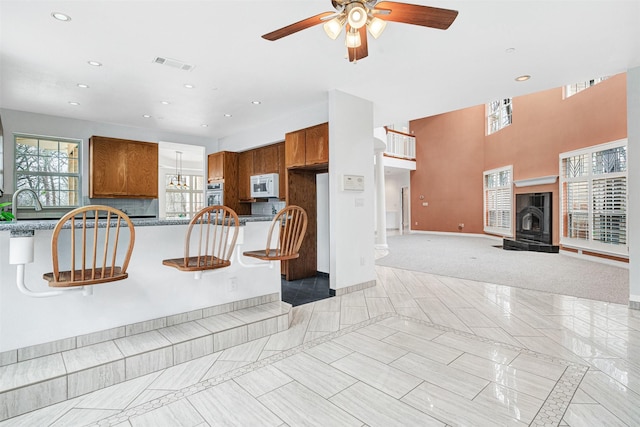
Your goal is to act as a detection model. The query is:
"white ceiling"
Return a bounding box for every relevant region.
[1,1,639,147]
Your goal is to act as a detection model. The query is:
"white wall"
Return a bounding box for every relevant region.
[628,67,640,306]
[217,102,328,152]
[328,90,375,291]
[0,109,215,197]
[317,173,329,274]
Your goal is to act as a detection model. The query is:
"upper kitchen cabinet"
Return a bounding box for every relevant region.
[208,151,249,214]
[90,136,158,198]
[238,150,253,201]
[285,123,328,169]
[207,151,239,183]
[127,142,159,197]
[207,151,225,182]
[285,129,305,168]
[253,144,279,175]
[277,142,286,200]
[305,123,329,166]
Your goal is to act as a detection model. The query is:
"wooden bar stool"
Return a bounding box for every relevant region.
[43,205,135,287]
[162,205,239,273]
[243,205,308,262]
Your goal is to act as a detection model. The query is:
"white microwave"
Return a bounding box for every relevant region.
[250,173,279,198]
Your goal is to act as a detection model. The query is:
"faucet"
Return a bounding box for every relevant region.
[12,188,43,222]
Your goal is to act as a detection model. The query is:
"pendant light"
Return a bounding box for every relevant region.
[169,151,188,189]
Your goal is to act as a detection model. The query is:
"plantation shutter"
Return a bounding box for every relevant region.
[484,167,512,233]
[592,177,626,245]
[559,141,627,255]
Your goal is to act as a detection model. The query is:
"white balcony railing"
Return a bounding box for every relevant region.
[385,128,416,160]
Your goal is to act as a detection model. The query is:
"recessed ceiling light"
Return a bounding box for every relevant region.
[515,75,531,82]
[77,83,89,89]
[251,101,261,105]
[161,101,170,105]
[201,124,208,128]
[87,60,102,67]
[142,114,151,118]
[505,47,516,54]
[184,84,194,89]
[68,101,80,106]
[224,114,232,118]
[52,12,71,22]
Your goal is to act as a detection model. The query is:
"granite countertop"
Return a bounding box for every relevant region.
[0,215,274,232]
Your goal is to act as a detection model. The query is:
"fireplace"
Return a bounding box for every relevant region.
[504,192,558,252]
[515,192,552,244]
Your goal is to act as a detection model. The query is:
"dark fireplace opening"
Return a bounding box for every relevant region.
[515,192,552,245]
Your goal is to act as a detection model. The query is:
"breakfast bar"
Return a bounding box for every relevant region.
[0,216,283,353]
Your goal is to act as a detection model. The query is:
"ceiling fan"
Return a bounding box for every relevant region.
[262,1,459,62]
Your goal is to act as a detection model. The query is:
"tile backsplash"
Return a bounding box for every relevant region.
[251,200,285,216]
[85,197,158,218]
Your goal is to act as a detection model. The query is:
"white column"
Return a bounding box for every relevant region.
[628,67,640,309]
[374,149,388,249]
[328,90,376,292]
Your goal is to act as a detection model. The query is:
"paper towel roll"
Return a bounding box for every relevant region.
[9,236,35,265]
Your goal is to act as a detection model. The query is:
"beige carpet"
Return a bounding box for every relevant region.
[375,233,629,304]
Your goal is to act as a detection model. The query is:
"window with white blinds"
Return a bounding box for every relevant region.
[484,166,512,236]
[560,140,627,254]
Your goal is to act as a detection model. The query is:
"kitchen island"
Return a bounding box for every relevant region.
[0,215,282,353]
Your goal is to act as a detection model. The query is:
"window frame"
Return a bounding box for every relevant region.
[559,139,628,256]
[483,165,513,237]
[13,133,82,216]
[563,77,609,99]
[486,98,513,135]
[163,173,205,219]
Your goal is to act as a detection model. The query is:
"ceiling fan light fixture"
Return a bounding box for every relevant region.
[346,3,367,29]
[367,16,387,39]
[323,15,346,40]
[345,28,362,48]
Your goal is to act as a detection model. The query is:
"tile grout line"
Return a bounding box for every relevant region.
[83,311,590,427]
[85,313,397,427]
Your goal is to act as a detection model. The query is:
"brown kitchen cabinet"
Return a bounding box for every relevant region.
[207,152,224,182]
[207,151,250,215]
[285,129,306,168]
[253,144,279,175]
[305,123,329,166]
[285,122,328,169]
[277,142,286,200]
[238,150,253,201]
[89,136,158,198]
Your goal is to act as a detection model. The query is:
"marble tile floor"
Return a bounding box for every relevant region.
[2,265,640,426]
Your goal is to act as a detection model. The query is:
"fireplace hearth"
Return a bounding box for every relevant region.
[504,192,559,253]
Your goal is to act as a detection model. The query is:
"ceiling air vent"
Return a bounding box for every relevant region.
[153,57,194,72]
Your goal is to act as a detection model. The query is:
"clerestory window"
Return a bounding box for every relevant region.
[564,77,609,98]
[487,98,512,135]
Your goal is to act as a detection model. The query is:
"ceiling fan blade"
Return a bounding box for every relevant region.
[374,1,458,29]
[262,12,336,41]
[347,25,368,63]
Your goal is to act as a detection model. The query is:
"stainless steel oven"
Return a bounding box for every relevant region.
[206,182,223,206]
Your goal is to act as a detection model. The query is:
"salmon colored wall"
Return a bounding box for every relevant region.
[410,105,486,233]
[409,73,627,244]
